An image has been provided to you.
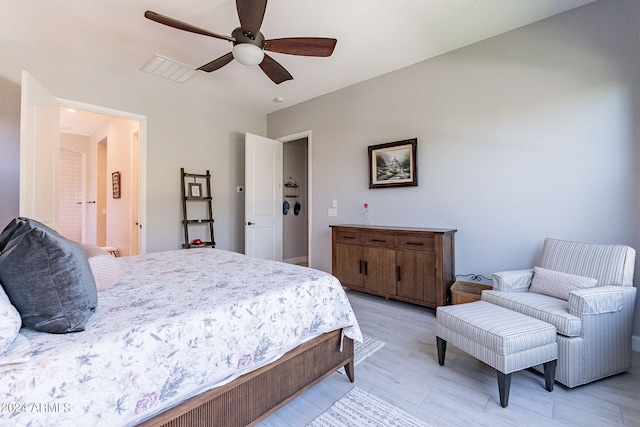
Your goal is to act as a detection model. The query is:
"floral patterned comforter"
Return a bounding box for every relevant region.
[0,249,361,426]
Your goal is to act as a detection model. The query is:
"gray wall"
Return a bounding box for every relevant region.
[268,0,640,339]
[0,77,20,228]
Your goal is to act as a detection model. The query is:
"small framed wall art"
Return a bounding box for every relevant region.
[188,182,203,198]
[368,138,418,188]
[112,171,121,199]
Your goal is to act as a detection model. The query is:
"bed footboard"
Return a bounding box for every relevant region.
[137,330,354,427]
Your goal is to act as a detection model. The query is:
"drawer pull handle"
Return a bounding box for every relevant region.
[397,266,401,282]
[359,260,363,274]
[343,236,355,239]
[406,242,424,246]
[372,239,386,243]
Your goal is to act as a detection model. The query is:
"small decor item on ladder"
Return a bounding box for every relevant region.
[188,181,202,198]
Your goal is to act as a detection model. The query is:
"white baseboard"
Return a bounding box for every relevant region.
[633,335,640,352]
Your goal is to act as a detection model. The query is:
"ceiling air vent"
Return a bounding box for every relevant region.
[141,54,196,83]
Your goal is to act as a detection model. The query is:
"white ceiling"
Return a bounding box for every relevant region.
[3,0,596,130]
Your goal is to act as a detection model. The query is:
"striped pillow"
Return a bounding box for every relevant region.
[529,266,597,300]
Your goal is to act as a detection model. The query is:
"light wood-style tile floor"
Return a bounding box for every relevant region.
[258,290,640,427]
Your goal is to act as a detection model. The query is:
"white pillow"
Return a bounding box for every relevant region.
[0,285,21,355]
[82,244,122,291]
[529,266,597,300]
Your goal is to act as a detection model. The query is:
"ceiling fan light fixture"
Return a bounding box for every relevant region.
[232,43,264,66]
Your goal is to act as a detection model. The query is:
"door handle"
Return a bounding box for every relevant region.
[247,221,255,226]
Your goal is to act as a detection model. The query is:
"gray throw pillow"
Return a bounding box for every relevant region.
[0,218,97,333]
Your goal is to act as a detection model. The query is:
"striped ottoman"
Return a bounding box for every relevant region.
[436,301,557,407]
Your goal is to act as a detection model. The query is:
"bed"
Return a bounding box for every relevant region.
[0,224,362,427]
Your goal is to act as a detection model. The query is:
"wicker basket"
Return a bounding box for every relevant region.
[451,281,493,304]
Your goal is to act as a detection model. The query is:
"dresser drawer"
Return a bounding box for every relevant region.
[363,233,396,249]
[334,230,362,245]
[397,234,434,252]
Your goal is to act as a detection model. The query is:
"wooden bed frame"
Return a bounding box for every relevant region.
[137,330,354,427]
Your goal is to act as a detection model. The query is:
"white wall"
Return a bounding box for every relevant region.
[0,35,265,253]
[89,116,138,256]
[268,0,640,333]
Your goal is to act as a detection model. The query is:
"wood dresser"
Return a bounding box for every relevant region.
[331,224,456,308]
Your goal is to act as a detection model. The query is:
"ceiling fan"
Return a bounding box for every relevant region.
[144,0,337,84]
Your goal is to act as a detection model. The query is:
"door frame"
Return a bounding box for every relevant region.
[57,97,148,254]
[277,130,313,267]
[130,129,141,255]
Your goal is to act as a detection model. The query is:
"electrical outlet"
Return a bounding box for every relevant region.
[328,208,337,217]
[332,199,338,208]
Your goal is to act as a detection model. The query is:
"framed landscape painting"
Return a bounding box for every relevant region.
[368,138,418,188]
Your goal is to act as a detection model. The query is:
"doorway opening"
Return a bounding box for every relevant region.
[58,102,146,256]
[279,131,312,267]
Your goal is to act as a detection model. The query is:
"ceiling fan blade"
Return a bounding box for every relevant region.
[264,38,337,57]
[236,0,267,38]
[144,10,234,43]
[259,54,293,84]
[197,53,234,72]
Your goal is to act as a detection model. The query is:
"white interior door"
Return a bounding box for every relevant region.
[245,133,282,260]
[20,71,60,230]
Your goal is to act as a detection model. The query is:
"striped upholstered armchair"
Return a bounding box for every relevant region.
[482,238,636,388]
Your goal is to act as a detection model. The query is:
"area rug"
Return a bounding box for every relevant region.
[337,335,385,375]
[307,387,431,427]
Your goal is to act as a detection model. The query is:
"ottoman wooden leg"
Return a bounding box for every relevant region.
[496,371,511,408]
[543,359,557,392]
[436,337,447,366]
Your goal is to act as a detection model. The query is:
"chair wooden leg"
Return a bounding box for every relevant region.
[496,371,511,408]
[543,359,557,392]
[436,337,446,366]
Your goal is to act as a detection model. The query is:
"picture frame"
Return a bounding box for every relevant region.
[112,171,121,199]
[188,182,203,198]
[368,138,418,188]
